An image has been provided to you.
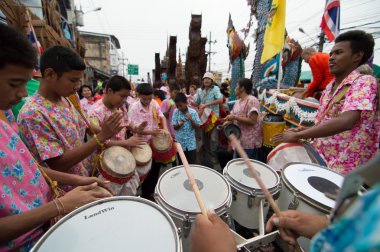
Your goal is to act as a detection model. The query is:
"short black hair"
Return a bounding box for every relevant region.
[335,30,375,66]
[237,78,253,94]
[106,75,131,93]
[78,84,93,99]
[0,23,37,70]
[40,45,86,78]
[136,83,153,95]
[154,89,166,101]
[174,92,187,104]
[169,82,180,92]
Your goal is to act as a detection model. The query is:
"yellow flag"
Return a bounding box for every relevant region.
[260,0,286,64]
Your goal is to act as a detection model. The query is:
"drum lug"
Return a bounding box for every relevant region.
[232,188,237,201]
[248,190,256,208]
[182,214,191,238]
[223,211,233,228]
[288,193,299,210]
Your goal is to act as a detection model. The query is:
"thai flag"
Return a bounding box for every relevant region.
[320,0,340,42]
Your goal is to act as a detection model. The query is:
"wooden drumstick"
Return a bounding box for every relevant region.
[175,143,208,217]
[228,134,303,252]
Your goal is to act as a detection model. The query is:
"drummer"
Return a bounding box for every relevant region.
[0,23,112,251]
[272,30,379,175]
[193,72,224,168]
[128,83,170,200]
[223,78,263,161]
[88,75,147,195]
[160,82,180,138]
[18,45,124,191]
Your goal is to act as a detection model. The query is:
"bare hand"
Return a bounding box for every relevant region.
[136,121,148,133]
[73,176,114,195]
[266,210,328,249]
[186,113,193,121]
[178,120,184,126]
[192,211,236,252]
[199,104,207,111]
[60,182,111,213]
[285,127,306,133]
[123,136,146,148]
[224,114,235,121]
[271,131,300,143]
[98,112,123,141]
[151,128,164,136]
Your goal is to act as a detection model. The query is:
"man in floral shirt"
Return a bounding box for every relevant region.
[273,30,379,174]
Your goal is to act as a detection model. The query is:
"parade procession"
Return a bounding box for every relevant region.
[1,0,380,251]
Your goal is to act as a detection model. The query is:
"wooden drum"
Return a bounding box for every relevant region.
[131,144,152,166]
[151,133,177,164]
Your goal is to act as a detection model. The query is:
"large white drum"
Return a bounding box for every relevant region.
[31,197,181,252]
[223,159,281,229]
[278,163,344,251]
[155,165,232,252]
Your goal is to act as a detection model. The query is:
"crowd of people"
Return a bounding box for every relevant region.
[0,21,379,252]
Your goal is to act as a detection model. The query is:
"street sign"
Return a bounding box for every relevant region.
[128,64,139,75]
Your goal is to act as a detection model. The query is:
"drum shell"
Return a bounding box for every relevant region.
[262,121,286,148]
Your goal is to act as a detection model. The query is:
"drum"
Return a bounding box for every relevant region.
[217,123,241,139]
[131,144,152,166]
[223,159,281,229]
[199,107,218,132]
[151,133,177,164]
[31,197,181,252]
[278,163,344,252]
[262,114,287,148]
[99,146,136,184]
[155,165,232,251]
[267,142,327,171]
[92,186,113,197]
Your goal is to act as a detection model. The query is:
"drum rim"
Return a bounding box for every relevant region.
[281,162,343,213]
[223,158,281,196]
[101,147,136,177]
[152,134,173,151]
[31,196,181,251]
[155,165,232,220]
[131,144,152,164]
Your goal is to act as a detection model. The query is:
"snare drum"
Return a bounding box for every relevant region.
[151,133,177,164]
[262,114,287,148]
[99,146,136,184]
[131,144,152,166]
[267,142,327,171]
[199,107,218,132]
[277,163,344,252]
[223,159,281,229]
[155,165,232,252]
[31,197,181,252]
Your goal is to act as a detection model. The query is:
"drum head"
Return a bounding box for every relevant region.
[31,197,180,252]
[224,159,280,194]
[223,124,241,139]
[131,144,152,163]
[283,163,344,209]
[152,134,172,152]
[156,165,231,214]
[102,146,136,177]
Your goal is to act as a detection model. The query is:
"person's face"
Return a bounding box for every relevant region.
[175,101,188,113]
[139,94,153,106]
[0,64,32,110]
[44,69,84,97]
[235,84,244,98]
[329,41,363,76]
[301,52,311,63]
[189,87,196,95]
[81,87,92,99]
[108,88,130,108]
[203,78,213,88]
[182,87,186,93]
[169,89,179,99]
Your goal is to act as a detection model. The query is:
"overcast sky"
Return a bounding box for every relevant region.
[76,0,380,81]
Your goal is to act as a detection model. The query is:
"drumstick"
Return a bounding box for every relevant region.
[175,143,208,217]
[228,134,303,252]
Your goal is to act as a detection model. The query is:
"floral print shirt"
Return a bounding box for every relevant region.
[0,114,51,251]
[171,107,201,151]
[160,98,176,138]
[18,93,90,180]
[194,86,223,116]
[313,70,380,174]
[230,95,262,149]
[80,97,94,116]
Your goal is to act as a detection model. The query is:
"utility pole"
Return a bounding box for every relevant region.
[207,31,217,72]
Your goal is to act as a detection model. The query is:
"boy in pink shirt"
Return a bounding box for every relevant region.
[160,82,180,138]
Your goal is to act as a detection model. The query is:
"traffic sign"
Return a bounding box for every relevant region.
[128,64,139,75]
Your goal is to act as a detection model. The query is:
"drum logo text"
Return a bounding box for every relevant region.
[84,207,115,220]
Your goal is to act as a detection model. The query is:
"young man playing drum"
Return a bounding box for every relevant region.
[160,82,180,138]
[272,30,379,175]
[0,23,112,251]
[88,75,147,195]
[129,83,170,200]
[18,46,124,191]
[193,72,224,169]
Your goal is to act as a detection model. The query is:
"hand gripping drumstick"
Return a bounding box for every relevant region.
[228,134,303,252]
[175,143,208,217]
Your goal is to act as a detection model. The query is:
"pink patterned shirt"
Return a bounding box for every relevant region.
[18,93,90,182]
[231,95,262,149]
[160,98,176,137]
[313,70,380,174]
[0,115,51,251]
[80,97,94,116]
[128,99,164,142]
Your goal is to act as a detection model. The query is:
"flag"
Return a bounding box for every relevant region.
[320,0,340,42]
[26,10,43,72]
[261,0,286,64]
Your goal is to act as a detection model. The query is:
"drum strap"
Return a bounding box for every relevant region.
[302,142,327,166]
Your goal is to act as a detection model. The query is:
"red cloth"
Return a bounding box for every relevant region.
[306,52,334,97]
